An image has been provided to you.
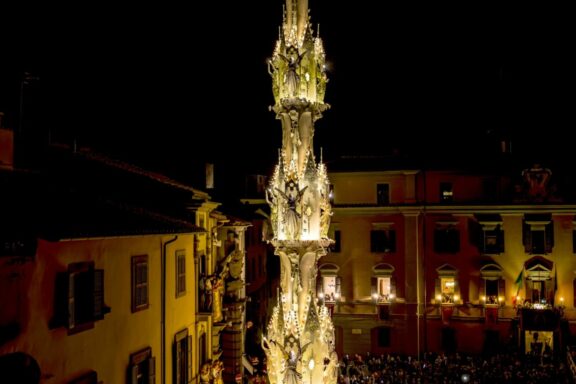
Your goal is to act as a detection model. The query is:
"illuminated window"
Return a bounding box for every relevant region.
[321,275,341,302]
[441,277,455,303]
[371,264,396,303]
[435,264,459,304]
[317,264,341,303]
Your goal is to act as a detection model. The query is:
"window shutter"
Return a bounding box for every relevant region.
[498,279,506,299]
[174,341,181,384]
[545,221,554,253]
[371,277,377,297]
[335,276,341,296]
[130,365,138,384]
[478,279,485,301]
[68,272,76,329]
[522,221,532,253]
[573,279,576,307]
[467,219,483,251]
[496,226,505,253]
[148,357,156,384]
[454,279,460,300]
[93,269,104,320]
[187,336,193,384]
[434,278,441,301]
[390,276,396,297]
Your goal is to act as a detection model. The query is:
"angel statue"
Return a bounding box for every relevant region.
[276,180,308,240]
[280,46,307,98]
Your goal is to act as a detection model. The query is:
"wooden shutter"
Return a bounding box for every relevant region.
[187,336,193,384]
[93,269,104,320]
[130,365,138,384]
[390,276,396,297]
[467,219,483,251]
[498,278,506,300]
[454,279,460,300]
[68,272,76,329]
[545,221,554,253]
[496,226,505,253]
[335,276,341,296]
[148,356,156,384]
[174,340,181,384]
[573,279,576,307]
[478,279,485,302]
[371,277,377,297]
[522,221,532,253]
[389,230,397,252]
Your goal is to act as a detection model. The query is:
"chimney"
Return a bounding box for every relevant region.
[0,112,14,170]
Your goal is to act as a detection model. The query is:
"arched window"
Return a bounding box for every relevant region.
[371,263,396,303]
[435,264,460,304]
[317,263,341,302]
[479,263,505,306]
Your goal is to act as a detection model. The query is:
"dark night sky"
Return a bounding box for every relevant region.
[1,1,575,181]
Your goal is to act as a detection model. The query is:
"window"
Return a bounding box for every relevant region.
[50,262,109,334]
[371,264,396,303]
[483,225,504,254]
[330,230,341,253]
[440,277,455,303]
[440,182,453,202]
[370,230,396,253]
[523,215,553,254]
[434,226,460,253]
[479,264,504,305]
[132,255,149,312]
[176,250,186,298]
[377,327,391,347]
[371,277,394,303]
[128,347,155,384]
[376,184,390,205]
[320,275,341,302]
[317,264,341,302]
[435,264,459,304]
[174,329,192,384]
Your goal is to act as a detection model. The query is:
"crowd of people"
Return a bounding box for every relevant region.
[243,351,570,383]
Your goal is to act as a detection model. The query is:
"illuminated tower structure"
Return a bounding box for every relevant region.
[262,1,338,383]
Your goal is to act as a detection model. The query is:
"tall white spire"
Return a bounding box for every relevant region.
[263,2,338,384]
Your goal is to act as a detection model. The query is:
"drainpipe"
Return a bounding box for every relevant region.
[162,235,178,384]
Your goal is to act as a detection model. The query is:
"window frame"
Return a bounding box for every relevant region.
[132,255,149,313]
[176,250,186,298]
